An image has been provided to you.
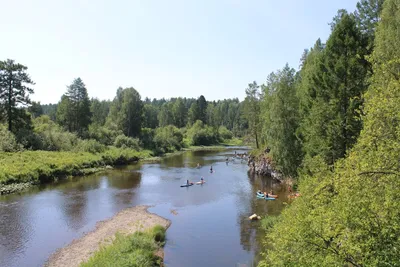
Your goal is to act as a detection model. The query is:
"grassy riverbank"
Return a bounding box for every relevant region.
[81,225,167,267]
[1,141,245,194]
[0,148,151,187]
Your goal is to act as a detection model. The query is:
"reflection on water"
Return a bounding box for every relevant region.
[0,147,286,267]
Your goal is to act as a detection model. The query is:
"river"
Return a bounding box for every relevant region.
[0,148,286,267]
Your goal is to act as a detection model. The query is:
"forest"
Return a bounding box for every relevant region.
[251,0,400,265]
[1,0,400,265]
[0,63,247,187]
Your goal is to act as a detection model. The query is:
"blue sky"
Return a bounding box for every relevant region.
[1,0,359,104]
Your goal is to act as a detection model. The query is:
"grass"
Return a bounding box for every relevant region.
[0,148,152,185]
[80,225,167,267]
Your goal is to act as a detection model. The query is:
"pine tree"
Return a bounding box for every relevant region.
[244,81,261,148]
[301,14,369,164]
[0,59,34,132]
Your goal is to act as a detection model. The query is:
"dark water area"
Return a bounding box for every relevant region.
[0,148,287,267]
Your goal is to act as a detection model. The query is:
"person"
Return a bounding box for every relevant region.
[200,177,204,183]
[210,166,213,173]
[187,179,190,185]
[197,163,201,168]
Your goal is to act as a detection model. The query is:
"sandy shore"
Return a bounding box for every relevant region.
[45,205,171,267]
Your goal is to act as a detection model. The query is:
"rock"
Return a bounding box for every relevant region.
[249,214,259,220]
[247,153,283,182]
[105,165,113,170]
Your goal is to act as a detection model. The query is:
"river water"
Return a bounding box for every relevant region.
[0,148,286,267]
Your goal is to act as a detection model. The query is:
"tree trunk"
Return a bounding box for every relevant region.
[255,131,259,149]
[8,78,12,132]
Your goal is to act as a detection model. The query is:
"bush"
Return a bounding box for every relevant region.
[140,128,155,150]
[218,126,233,140]
[33,115,79,151]
[88,123,122,145]
[153,125,183,153]
[80,225,166,267]
[0,125,22,152]
[75,139,106,153]
[114,135,140,150]
[186,120,218,146]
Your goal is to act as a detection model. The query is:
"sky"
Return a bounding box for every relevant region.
[1,0,359,104]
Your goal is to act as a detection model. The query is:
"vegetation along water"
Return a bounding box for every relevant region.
[1,0,400,266]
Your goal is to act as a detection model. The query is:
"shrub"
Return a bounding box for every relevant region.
[153,125,183,153]
[186,120,218,146]
[75,139,106,154]
[140,128,155,150]
[0,125,22,152]
[33,115,79,151]
[88,123,122,145]
[218,126,233,140]
[80,226,166,267]
[114,135,140,150]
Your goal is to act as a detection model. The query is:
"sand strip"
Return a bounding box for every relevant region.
[45,205,170,267]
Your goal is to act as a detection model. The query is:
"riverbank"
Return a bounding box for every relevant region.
[0,148,152,194]
[45,205,170,267]
[0,143,245,195]
[248,150,283,182]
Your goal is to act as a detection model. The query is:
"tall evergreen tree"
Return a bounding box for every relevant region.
[244,81,261,148]
[108,87,143,137]
[172,98,187,127]
[0,59,34,132]
[301,13,369,164]
[197,95,207,124]
[158,102,174,127]
[57,78,91,136]
[188,102,200,125]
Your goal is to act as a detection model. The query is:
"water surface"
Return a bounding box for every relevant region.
[0,148,286,267]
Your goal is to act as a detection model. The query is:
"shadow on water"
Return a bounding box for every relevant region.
[0,147,285,267]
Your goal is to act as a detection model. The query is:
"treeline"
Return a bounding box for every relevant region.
[245,0,381,177]
[0,64,246,154]
[254,0,400,266]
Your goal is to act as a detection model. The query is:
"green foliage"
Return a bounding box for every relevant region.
[90,98,110,126]
[244,81,261,148]
[300,13,369,166]
[75,139,106,154]
[0,148,151,185]
[154,125,183,153]
[261,65,303,177]
[57,78,91,137]
[0,59,35,133]
[80,225,167,267]
[114,135,140,150]
[0,124,21,152]
[140,128,155,150]
[158,102,174,127]
[88,123,122,146]
[218,126,233,140]
[34,115,79,151]
[186,120,218,146]
[143,104,159,129]
[261,1,400,265]
[108,87,143,137]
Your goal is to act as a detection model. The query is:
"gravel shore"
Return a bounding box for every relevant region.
[45,205,170,267]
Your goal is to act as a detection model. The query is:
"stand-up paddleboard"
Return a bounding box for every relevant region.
[256,192,276,200]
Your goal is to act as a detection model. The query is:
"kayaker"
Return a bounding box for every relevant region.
[210,166,213,173]
[200,177,204,183]
[187,179,190,185]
